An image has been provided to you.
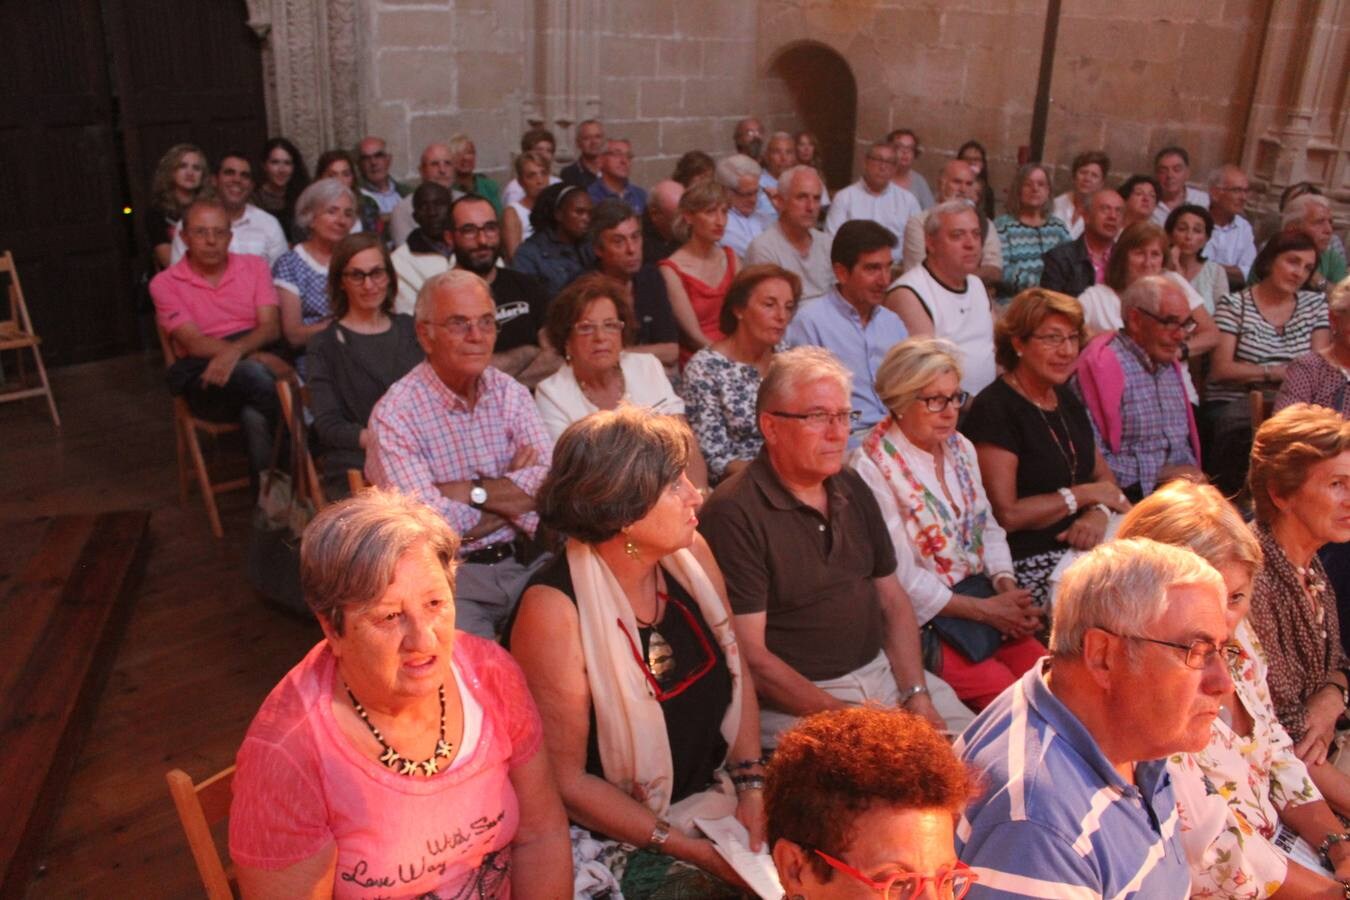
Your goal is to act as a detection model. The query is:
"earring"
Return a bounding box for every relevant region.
[623,530,640,561]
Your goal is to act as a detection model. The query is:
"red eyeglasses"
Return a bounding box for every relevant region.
[813,850,978,899]
[616,593,716,701]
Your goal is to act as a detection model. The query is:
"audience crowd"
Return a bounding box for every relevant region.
[141,114,1350,899]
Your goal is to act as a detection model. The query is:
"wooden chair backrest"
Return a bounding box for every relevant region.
[164,765,236,900]
[276,378,327,507]
[0,250,35,335]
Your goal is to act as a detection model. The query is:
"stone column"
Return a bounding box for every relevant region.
[524,0,604,163]
[243,0,364,163]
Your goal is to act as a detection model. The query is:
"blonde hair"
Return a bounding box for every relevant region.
[875,337,963,418]
[1117,479,1261,575]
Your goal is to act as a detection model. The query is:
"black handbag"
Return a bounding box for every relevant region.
[927,573,1005,665]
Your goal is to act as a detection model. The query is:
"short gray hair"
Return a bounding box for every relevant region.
[924,199,978,238]
[757,346,853,416]
[300,488,460,635]
[1119,274,1174,317]
[776,164,820,198]
[413,269,491,322]
[716,153,762,189]
[1049,537,1225,657]
[1206,164,1245,190]
[875,337,963,418]
[1282,193,1332,230]
[293,178,356,232]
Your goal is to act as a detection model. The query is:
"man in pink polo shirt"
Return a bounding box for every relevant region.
[151,198,290,478]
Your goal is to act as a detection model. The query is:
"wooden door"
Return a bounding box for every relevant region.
[103,0,269,227]
[0,0,136,365]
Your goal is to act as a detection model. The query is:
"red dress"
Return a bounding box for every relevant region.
[659,247,735,363]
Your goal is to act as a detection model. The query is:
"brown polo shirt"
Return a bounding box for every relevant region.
[698,451,896,682]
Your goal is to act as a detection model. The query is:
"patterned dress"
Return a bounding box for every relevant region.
[993,214,1071,298]
[680,348,763,483]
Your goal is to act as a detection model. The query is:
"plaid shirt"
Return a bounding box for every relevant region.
[366,362,552,552]
[1101,333,1196,493]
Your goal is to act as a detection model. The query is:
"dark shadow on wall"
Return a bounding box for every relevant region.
[766,41,858,192]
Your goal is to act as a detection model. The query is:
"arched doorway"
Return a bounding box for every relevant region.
[766,42,858,192]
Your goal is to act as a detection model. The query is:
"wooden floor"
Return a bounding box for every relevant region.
[0,353,320,899]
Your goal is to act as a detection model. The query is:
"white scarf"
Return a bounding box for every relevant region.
[566,539,742,833]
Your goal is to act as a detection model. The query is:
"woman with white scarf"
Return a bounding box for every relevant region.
[506,407,761,898]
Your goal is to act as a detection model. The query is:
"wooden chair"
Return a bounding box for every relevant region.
[347,468,371,496]
[1249,388,1268,429]
[0,250,61,427]
[275,378,327,509]
[164,765,236,900]
[156,325,251,538]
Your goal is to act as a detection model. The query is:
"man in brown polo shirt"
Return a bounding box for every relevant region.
[699,346,973,746]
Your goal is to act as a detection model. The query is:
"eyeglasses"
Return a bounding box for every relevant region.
[1135,307,1199,335]
[454,222,500,239]
[342,266,390,285]
[572,319,624,337]
[1029,331,1083,348]
[429,314,498,336]
[915,391,969,413]
[617,592,715,701]
[768,409,861,429]
[1099,629,1241,670]
[866,155,898,166]
[813,850,978,900]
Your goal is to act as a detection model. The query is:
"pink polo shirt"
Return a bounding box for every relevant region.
[228,636,542,899]
[149,252,277,347]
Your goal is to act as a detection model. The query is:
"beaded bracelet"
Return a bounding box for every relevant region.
[1319,831,1350,869]
[727,756,768,773]
[732,775,765,793]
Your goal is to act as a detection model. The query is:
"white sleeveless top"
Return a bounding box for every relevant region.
[508,200,535,245]
[891,264,997,394]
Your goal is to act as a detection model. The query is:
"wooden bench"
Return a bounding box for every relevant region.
[0,511,149,898]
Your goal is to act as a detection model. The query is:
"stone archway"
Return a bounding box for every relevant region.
[765,42,858,191]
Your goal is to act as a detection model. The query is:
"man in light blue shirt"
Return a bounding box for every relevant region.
[955,538,1232,899]
[786,220,908,448]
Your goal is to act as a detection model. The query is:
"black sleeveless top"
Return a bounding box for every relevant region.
[506,553,733,803]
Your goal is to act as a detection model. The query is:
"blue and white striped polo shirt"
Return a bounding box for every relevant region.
[954,664,1190,899]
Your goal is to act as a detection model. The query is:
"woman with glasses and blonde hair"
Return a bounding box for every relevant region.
[307,233,423,496]
[1118,478,1350,897]
[766,707,977,900]
[852,337,1046,709]
[962,289,1132,606]
[506,408,763,898]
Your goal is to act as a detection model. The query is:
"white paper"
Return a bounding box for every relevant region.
[694,815,783,900]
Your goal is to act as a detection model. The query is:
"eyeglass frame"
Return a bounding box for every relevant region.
[1133,307,1199,335]
[914,390,970,413]
[341,265,391,285]
[1096,628,1241,670]
[452,222,500,240]
[571,318,625,338]
[812,848,979,899]
[1027,330,1084,349]
[767,409,862,429]
[427,313,499,337]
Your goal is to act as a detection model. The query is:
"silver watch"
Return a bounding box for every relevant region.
[898,683,929,706]
[469,477,488,508]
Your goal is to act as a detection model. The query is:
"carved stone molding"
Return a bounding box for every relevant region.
[251,0,363,161]
[525,0,604,163]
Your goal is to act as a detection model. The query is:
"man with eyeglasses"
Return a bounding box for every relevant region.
[1040,188,1124,298]
[824,140,921,265]
[1073,276,1204,502]
[889,201,997,397]
[715,154,768,257]
[786,220,909,448]
[445,195,558,388]
[1203,165,1256,285]
[169,152,287,266]
[356,136,411,223]
[388,142,458,248]
[366,269,553,638]
[152,198,289,482]
[586,138,647,214]
[700,346,976,749]
[956,537,1232,898]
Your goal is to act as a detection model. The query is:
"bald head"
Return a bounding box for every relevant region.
[646,179,685,239]
[938,160,977,203]
[420,143,454,187]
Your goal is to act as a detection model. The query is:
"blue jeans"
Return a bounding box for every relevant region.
[168,355,280,477]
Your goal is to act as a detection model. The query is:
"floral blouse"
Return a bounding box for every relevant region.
[1169,621,1322,899]
[681,348,763,483]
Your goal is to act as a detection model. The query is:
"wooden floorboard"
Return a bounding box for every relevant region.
[0,354,320,899]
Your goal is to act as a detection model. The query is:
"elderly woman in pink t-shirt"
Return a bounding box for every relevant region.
[228,489,571,899]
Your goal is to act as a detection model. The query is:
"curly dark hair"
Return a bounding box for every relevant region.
[537,407,692,543]
[766,707,975,882]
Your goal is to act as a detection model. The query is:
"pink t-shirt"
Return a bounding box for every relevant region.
[229,636,542,899]
[150,252,277,345]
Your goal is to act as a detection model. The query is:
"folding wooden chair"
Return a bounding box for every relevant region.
[164,765,236,900]
[1249,388,1268,429]
[156,325,251,538]
[0,250,61,427]
[348,468,371,496]
[275,378,327,509]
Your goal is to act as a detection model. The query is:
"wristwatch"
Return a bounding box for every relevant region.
[1324,679,1350,708]
[898,683,929,706]
[469,477,488,509]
